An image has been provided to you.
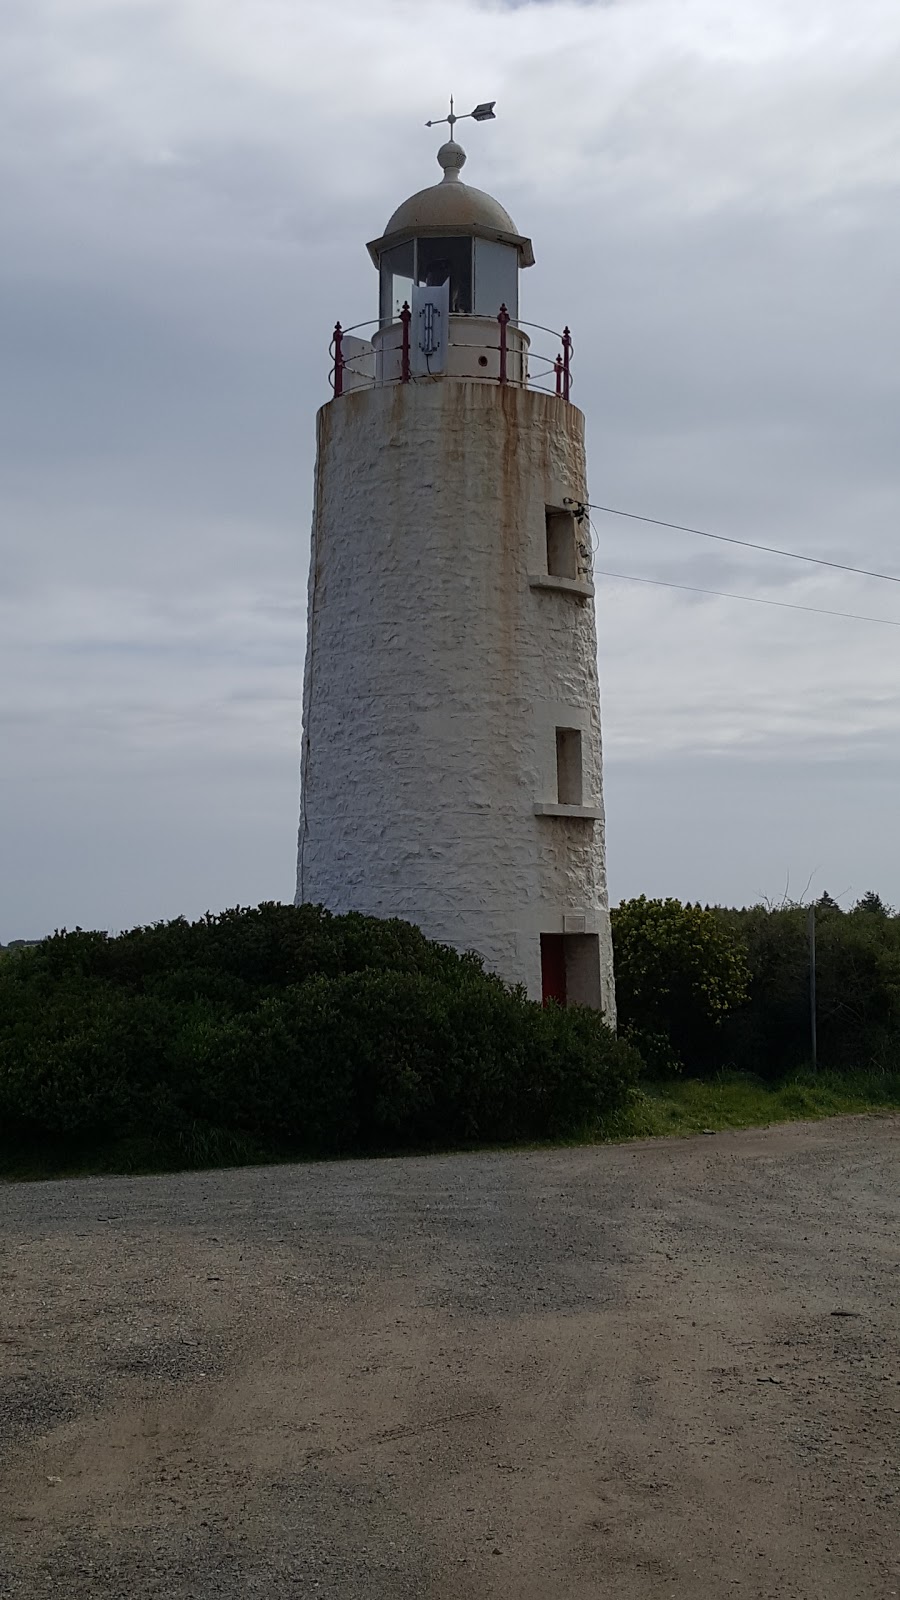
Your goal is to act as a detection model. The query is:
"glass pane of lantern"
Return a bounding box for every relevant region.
[474,238,518,319]
[415,237,473,314]
[379,241,415,325]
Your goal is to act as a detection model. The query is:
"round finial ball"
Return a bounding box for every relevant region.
[437,139,467,178]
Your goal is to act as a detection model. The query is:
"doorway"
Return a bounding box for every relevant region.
[540,933,602,1009]
[540,934,567,1005]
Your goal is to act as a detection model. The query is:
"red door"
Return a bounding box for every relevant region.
[540,934,567,1006]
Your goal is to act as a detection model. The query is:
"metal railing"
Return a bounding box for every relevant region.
[329,305,573,400]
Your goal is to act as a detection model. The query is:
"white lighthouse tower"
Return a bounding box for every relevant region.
[296,105,616,1017]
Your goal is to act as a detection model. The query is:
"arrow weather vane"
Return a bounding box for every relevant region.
[425,95,496,133]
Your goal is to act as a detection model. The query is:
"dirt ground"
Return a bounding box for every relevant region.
[0,1115,898,1599]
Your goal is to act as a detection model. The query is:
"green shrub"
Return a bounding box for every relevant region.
[0,904,638,1163]
[719,903,900,1076]
[612,895,900,1080]
[611,896,749,1075]
[0,979,170,1136]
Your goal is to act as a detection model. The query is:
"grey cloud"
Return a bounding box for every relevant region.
[2,0,900,937]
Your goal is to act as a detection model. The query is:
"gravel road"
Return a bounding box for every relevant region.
[1,1115,898,1599]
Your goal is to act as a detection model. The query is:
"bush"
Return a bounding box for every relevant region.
[613,894,900,1080]
[720,903,900,1077]
[611,896,749,1074]
[0,904,638,1164]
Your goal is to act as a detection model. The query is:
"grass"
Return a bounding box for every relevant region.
[606,1068,900,1141]
[2,1070,898,1184]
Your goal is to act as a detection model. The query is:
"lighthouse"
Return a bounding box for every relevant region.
[296,105,616,1018]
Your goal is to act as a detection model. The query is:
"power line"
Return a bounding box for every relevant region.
[593,567,900,629]
[583,503,900,586]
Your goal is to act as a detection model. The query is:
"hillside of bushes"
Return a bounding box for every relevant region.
[0,903,638,1169]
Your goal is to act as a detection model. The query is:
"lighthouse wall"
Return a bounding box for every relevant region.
[296,380,615,1021]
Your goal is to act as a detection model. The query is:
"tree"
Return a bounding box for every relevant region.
[853,890,893,918]
[611,897,749,1074]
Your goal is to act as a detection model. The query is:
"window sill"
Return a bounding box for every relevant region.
[528,574,594,598]
[533,803,602,819]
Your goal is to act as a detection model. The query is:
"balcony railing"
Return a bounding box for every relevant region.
[328,305,573,401]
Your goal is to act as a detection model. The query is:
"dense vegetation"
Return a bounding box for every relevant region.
[2,892,897,1179]
[613,892,900,1081]
[0,903,638,1169]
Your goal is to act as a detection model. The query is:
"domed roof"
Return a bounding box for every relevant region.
[367,139,534,269]
[384,179,519,239]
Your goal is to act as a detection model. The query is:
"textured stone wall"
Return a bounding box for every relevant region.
[296,379,616,1021]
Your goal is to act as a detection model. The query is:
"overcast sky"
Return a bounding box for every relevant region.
[2,0,899,940]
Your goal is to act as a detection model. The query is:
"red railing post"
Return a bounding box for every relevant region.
[554,353,563,397]
[400,301,411,383]
[498,303,510,385]
[561,326,572,402]
[333,321,344,397]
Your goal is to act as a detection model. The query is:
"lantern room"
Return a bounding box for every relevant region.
[329,122,574,397]
[368,138,534,325]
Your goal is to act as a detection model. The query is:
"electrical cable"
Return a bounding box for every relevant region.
[580,503,900,586]
[593,568,900,629]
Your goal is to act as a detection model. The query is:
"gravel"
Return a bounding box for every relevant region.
[1,1114,898,1598]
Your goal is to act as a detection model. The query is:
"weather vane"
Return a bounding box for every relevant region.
[425,96,496,133]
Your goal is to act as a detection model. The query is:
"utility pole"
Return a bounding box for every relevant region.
[808,903,817,1071]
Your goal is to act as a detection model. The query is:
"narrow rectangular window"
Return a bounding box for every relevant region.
[556,727,583,806]
[545,508,577,579]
